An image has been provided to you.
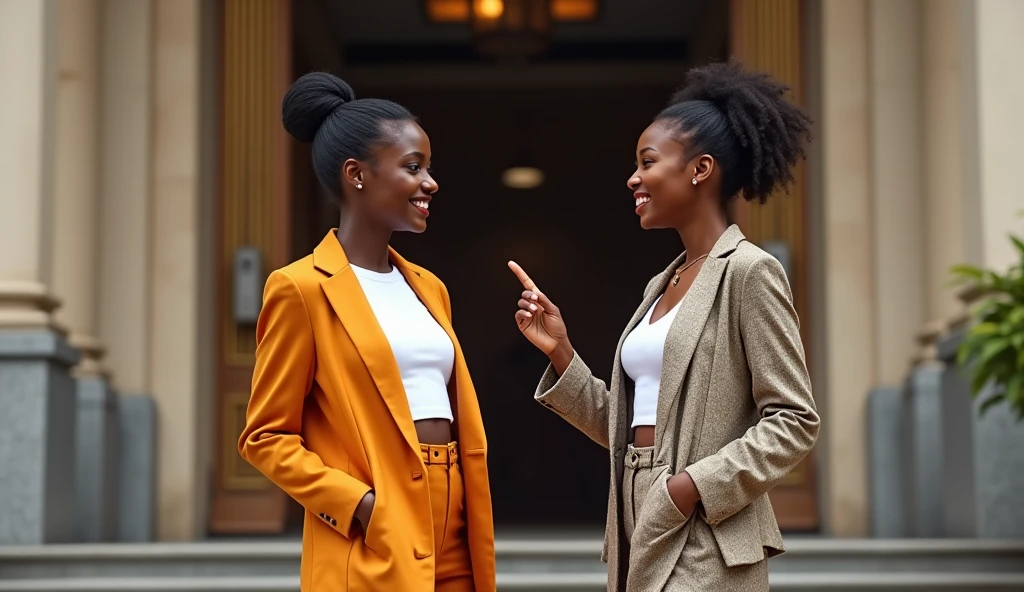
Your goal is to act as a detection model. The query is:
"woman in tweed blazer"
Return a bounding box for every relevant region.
[508,61,820,591]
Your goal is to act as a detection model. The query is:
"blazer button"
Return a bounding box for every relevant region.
[414,548,432,559]
[412,471,423,480]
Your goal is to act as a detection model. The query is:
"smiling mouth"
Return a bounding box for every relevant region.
[635,196,651,207]
[411,199,430,217]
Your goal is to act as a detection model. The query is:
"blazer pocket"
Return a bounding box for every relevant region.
[708,503,766,567]
[362,505,387,558]
[643,467,690,531]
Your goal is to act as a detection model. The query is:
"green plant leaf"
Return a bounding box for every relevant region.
[978,390,1006,416]
[952,225,1024,421]
[1005,374,1023,406]
[958,340,978,366]
[971,366,993,396]
[1011,235,1024,259]
[977,336,1012,368]
[950,264,985,283]
[970,322,1001,336]
[1008,307,1024,328]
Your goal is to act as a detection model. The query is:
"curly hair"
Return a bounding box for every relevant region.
[282,72,417,198]
[656,60,812,204]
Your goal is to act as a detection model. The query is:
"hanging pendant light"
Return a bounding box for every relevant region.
[470,0,552,59]
[424,0,599,58]
[425,0,598,23]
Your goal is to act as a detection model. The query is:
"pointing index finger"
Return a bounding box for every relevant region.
[507,260,537,291]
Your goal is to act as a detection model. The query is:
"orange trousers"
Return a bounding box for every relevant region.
[421,443,474,592]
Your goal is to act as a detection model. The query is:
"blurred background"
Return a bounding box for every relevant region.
[1,0,1023,590]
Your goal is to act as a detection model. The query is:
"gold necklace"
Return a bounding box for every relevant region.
[671,254,709,286]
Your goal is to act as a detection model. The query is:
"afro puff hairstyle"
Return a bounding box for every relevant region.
[656,60,813,204]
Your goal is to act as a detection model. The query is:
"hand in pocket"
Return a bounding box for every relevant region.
[642,468,691,528]
[665,471,699,518]
[353,491,375,535]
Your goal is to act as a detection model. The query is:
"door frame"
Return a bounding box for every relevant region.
[209,0,293,535]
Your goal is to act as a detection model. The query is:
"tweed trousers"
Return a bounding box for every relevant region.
[622,445,769,591]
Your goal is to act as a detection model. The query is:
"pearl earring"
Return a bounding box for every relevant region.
[357,183,363,189]
[691,178,698,185]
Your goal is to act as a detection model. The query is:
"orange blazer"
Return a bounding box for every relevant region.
[239,230,495,591]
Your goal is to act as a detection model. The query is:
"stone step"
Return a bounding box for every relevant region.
[2,538,1023,591]
[769,538,1024,573]
[2,573,1024,592]
[4,538,1024,578]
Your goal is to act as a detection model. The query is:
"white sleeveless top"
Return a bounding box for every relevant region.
[621,295,682,428]
[351,264,455,422]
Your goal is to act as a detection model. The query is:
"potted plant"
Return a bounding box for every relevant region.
[951,216,1024,421]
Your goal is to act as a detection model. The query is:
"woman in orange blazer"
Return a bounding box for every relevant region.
[239,72,495,591]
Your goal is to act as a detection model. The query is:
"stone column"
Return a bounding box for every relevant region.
[98,0,158,542]
[867,0,960,539]
[819,0,875,537]
[150,0,205,540]
[868,0,925,385]
[921,0,966,326]
[0,0,80,545]
[52,0,120,542]
[961,0,1024,271]
[937,0,1024,539]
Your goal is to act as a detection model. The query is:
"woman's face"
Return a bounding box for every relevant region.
[626,121,701,230]
[356,120,438,233]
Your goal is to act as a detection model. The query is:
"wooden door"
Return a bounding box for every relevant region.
[209,0,293,534]
[729,0,820,531]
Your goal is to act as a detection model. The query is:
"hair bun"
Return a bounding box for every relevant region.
[281,72,357,143]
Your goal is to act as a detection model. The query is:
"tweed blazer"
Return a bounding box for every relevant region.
[535,225,820,592]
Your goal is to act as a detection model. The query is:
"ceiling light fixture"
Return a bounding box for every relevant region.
[502,165,545,190]
[424,0,599,58]
[425,0,598,22]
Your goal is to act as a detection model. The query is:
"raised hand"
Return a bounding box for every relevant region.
[507,261,570,360]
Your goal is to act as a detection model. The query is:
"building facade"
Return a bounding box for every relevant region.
[0,0,1022,545]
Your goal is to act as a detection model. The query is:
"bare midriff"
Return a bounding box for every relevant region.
[415,418,453,446]
[633,425,656,448]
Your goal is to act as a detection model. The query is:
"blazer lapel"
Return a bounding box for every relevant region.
[655,225,746,455]
[313,232,421,458]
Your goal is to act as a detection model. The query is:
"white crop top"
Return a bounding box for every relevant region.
[621,295,682,428]
[351,264,455,423]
